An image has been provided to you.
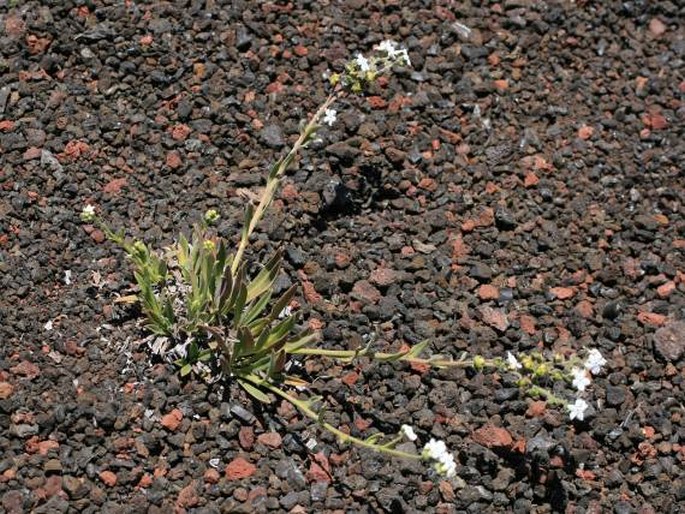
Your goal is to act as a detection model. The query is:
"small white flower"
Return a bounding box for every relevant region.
[584,349,607,375]
[506,352,522,370]
[80,204,96,222]
[422,438,448,460]
[64,270,72,285]
[567,398,589,421]
[322,109,337,127]
[400,424,417,442]
[439,453,457,478]
[375,40,410,66]
[571,367,591,392]
[422,438,457,478]
[44,320,53,331]
[355,53,371,72]
[375,40,398,55]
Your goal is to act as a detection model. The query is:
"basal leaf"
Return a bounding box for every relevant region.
[241,204,255,243]
[283,375,310,388]
[238,379,271,404]
[180,363,192,377]
[232,281,248,327]
[246,250,282,302]
[242,291,272,326]
[267,350,286,378]
[268,285,297,321]
[216,265,235,316]
[260,315,296,350]
[283,329,318,354]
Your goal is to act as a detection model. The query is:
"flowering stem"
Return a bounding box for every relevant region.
[247,376,421,462]
[289,346,483,369]
[231,92,340,274]
[524,385,568,406]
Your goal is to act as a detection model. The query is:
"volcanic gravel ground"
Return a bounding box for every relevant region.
[1,1,684,513]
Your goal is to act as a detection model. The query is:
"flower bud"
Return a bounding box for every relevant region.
[204,209,220,224]
[473,355,485,371]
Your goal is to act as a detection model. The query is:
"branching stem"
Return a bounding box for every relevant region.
[245,375,422,461]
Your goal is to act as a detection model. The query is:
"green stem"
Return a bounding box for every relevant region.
[526,385,568,406]
[247,376,422,462]
[231,92,340,274]
[289,347,481,369]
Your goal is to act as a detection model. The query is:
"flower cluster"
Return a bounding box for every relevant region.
[566,349,608,421]
[322,109,337,126]
[495,348,608,421]
[80,204,96,222]
[330,40,411,93]
[375,40,411,66]
[203,208,220,225]
[422,438,457,478]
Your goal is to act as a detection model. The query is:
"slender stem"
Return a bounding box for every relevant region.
[247,376,422,461]
[289,347,479,369]
[526,385,568,406]
[232,92,340,274]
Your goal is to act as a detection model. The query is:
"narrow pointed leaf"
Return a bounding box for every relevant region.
[365,433,384,445]
[232,281,248,327]
[246,250,282,302]
[268,285,297,321]
[241,204,255,242]
[267,350,286,378]
[243,291,272,326]
[236,327,256,356]
[283,329,318,354]
[405,340,429,359]
[216,265,235,316]
[260,316,296,350]
[283,375,310,388]
[238,379,271,404]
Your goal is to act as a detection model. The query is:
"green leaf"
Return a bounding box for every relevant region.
[246,317,269,335]
[198,349,213,362]
[284,329,318,354]
[235,327,256,357]
[241,204,255,243]
[267,350,286,378]
[238,379,271,404]
[364,433,384,445]
[258,315,296,351]
[242,291,272,326]
[232,281,248,327]
[216,264,235,317]
[215,239,227,274]
[404,340,429,359]
[246,250,282,302]
[268,285,297,321]
[178,233,190,275]
[204,247,216,297]
[180,363,192,377]
[228,266,245,314]
[268,158,282,181]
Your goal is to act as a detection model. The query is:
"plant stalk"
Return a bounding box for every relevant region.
[232,92,340,274]
[247,376,422,461]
